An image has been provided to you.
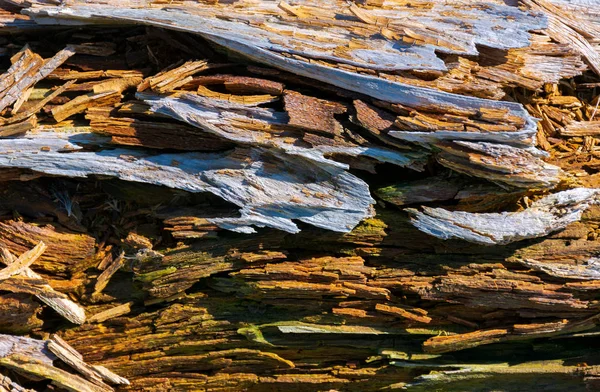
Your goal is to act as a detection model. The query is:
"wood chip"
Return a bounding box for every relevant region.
[0,46,75,113]
[0,242,46,281]
[93,250,125,295]
[0,247,86,325]
[51,90,122,122]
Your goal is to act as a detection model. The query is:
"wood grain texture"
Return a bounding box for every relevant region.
[0,1,596,391]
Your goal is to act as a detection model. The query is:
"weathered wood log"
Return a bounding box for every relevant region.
[0,1,597,391]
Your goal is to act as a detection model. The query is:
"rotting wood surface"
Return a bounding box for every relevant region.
[0,0,597,391]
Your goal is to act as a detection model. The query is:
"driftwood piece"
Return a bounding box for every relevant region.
[519,257,600,280]
[435,141,563,189]
[407,188,600,245]
[23,1,547,71]
[0,133,375,233]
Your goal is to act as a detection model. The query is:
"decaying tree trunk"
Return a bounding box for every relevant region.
[0,0,598,391]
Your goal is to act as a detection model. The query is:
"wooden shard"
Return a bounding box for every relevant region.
[0,334,127,391]
[435,141,563,189]
[407,188,600,245]
[85,106,233,151]
[519,257,600,280]
[93,251,125,295]
[138,60,208,93]
[524,0,600,76]
[139,92,427,170]
[284,90,347,136]
[2,80,75,125]
[52,91,122,122]
[560,121,600,136]
[0,133,375,233]
[0,45,75,113]
[87,302,133,323]
[192,74,284,95]
[0,245,86,325]
[48,334,130,387]
[0,241,46,280]
[0,115,36,136]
